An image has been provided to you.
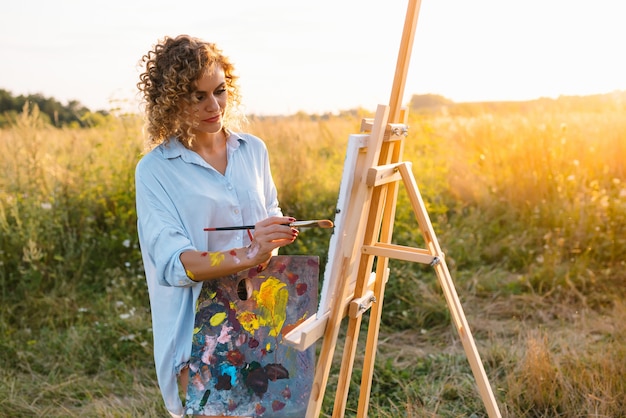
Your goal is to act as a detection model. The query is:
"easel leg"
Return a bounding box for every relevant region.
[356,151,402,417]
[399,163,502,418]
[433,261,502,418]
[307,257,353,418]
[331,307,364,418]
[356,263,390,418]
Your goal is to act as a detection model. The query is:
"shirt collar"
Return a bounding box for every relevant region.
[160,133,247,162]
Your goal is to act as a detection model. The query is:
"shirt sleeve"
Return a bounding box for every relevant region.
[262,142,283,218]
[135,159,197,288]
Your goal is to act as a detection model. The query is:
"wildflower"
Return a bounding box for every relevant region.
[119,334,136,341]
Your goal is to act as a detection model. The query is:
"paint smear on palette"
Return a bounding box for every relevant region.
[186,255,318,417]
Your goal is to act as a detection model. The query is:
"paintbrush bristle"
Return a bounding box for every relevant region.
[316,219,334,228]
[289,219,334,228]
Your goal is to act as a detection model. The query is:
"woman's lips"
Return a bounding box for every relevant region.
[203,115,221,123]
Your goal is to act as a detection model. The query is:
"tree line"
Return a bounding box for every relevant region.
[0,88,110,128]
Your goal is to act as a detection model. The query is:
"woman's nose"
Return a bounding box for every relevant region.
[204,95,220,111]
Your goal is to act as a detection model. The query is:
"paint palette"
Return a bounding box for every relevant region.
[185,255,318,417]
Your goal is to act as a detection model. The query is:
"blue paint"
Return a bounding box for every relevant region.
[219,363,238,387]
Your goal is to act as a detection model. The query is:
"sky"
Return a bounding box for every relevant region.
[2,0,625,116]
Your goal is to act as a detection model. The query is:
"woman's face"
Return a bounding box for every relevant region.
[189,65,228,137]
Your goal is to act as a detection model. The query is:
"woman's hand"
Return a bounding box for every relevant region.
[246,216,299,268]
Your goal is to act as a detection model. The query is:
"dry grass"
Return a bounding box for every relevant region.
[1,94,625,417]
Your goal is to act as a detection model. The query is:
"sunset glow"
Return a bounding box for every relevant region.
[1,0,624,115]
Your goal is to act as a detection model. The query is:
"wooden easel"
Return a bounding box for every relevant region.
[284,1,502,417]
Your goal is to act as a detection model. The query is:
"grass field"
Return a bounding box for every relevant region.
[1,93,625,417]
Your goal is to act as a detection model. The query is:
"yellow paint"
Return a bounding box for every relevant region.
[193,326,202,335]
[253,277,288,337]
[209,311,227,326]
[185,269,196,280]
[237,310,260,335]
[209,252,225,267]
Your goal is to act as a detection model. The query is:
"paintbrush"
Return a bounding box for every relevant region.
[204,219,334,232]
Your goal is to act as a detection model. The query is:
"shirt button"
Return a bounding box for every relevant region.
[234,209,240,215]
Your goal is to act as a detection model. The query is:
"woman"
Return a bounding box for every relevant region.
[135,34,299,417]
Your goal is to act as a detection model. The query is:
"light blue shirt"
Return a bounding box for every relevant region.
[135,133,282,416]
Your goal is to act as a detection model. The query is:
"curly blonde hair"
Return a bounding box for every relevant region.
[137,35,244,147]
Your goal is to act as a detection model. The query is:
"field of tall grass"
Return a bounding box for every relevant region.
[1,93,624,417]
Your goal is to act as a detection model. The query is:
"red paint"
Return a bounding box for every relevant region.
[286,272,298,284]
[272,400,286,411]
[281,386,292,399]
[296,283,308,296]
[227,349,245,366]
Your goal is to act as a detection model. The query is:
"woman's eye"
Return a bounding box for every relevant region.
[194,93,206,102]
[215,88,227,95]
